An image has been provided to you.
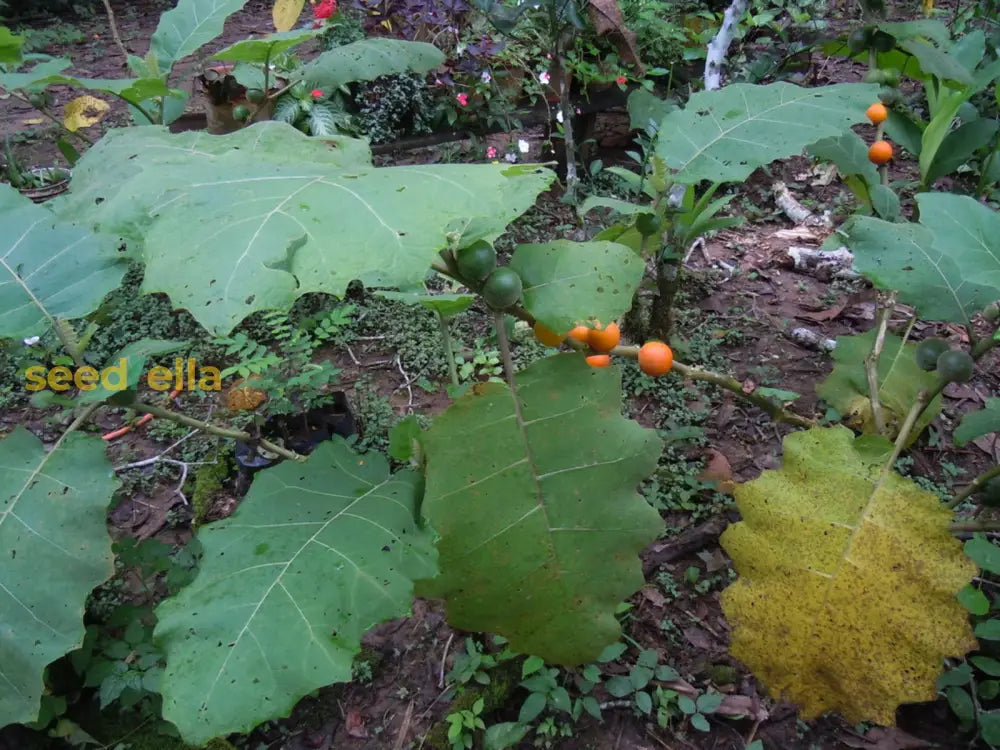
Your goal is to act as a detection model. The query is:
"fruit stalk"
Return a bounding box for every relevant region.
[436,311,460,389]
[864,290,901,436]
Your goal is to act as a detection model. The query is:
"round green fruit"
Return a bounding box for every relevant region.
[980,477,1000,507]
[635,213,662,237]
[915,338,950,371]
[848,27,873,54]
[878,86,903,106]
[983,302,1000,322]
[232,104,250,121]
[456,241,497,282]
[247,89,266,105]
[482,267,523,310]
[863,69,887,85]
[936,349,975,383]
[881,67,900,86]
[871,30,896,53]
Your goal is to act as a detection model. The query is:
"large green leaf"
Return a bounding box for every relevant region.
[721,426,976,725]
[0,26,24,64]
[415,354,664,664]
[0,427,117,726]
[842,196,999,326]
[508,241,644,335]
[0,184,126,339]
[75,339,190,404]
[154,439,436,745]
[954,398,1000,446]
[150,0,250,71]
[655,82,879,184]
[915,192,1000,292]
[210,28,320,63]
[899,37,974,86]
[53,124,373,240]
[301,38,445,91]
[926,117,999,184]
[816,330,942,444]
[0,57,71,92]
[52,125,553,335]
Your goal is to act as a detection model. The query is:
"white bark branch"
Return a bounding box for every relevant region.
[704,0,749,91]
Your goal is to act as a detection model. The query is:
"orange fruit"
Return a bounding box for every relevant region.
[868,139,893,164]
[533,322,565,347]
[588,322,620,353]
[568,325,591,344]
[866,102,888,124]
[585,354,611,368]
[638,341,674,377]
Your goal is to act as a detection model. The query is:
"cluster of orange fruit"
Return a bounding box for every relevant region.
[865,102,892,164]
[532,321,675,377]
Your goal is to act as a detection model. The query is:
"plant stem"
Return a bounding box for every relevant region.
[437,312,460,389]
[951,520,1000,533]
[131,401,306,462]
[865,290,897,436]
[949,465,1000,509]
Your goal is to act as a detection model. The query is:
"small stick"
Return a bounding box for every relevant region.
[438,633,454,688]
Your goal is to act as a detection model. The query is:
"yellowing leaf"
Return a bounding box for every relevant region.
[720,426,976,726]
[273,0,306,31]
[63,95,109,131]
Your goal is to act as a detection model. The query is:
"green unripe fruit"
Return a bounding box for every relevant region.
[247,89,266,105]
[881,67,900,86]
[864,69,887,85]
[848,27,873,54]
[232,104,250,121]
[871,30,896,53]
[878,86,903,106]
[482,267,523,310]
[983,302,1000,322]
[455,241,497,282]
[635,213,662,237]
[936,349,975,383]
[981,477,1000,507]
[915,338,950,371]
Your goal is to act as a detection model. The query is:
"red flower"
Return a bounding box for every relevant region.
[311,89,324,99]
[616,75,627,85]
[456,93,469,106]
[314,0,337,19]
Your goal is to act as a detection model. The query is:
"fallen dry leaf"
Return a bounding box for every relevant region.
[345,710,368,739]
[838,727,932,749]
[682,626,714,650]
[713,693,769,722]
[698,448,735,494]
[640,585,666,608]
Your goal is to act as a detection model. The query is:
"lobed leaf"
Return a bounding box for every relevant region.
[0,428,117,726]
[509,240,643,336]
[150,0,251,71]
[0,184,126,339]
[721,426,977,725]
[154,439,436,745]
[655,82,879,184]
[415,354,664,664]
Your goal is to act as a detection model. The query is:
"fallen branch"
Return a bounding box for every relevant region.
[772,182,833,228]
[785,245,859,281]
[789,327,837,352]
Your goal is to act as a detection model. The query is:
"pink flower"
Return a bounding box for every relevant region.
[311,89,324,99]
[314,0,337,19]
[616,75,627,85]
[456,93,469,106]
[486,146,498,158]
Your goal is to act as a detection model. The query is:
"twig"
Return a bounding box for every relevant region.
[130,401,305,462]
[114,429,199,469]
[344,344,361,365]
[865,291,898,436]
[438,633,454,688]
[100,0,130,60]
[396,355,414,411]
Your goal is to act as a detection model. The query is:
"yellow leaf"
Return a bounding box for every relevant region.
[720,426,977,726]
[22,117,45,125]
[63,95,109,132]
[273,0,306,31]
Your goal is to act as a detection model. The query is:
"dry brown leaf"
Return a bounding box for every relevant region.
[838,727,932,749]
[345,710,368,739]
[713,693,768,721]
[682,626,713,650]
[640,585,666,608]
[698,448,735,494]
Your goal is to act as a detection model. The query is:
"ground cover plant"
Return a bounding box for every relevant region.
[1,0,1000,749]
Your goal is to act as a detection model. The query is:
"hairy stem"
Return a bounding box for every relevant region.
[131,401,306,462]
[865,290,897,436]
[437,312,460,389]
[949,465,1000,509]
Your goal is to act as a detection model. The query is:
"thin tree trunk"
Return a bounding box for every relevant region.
[704,0,749,91]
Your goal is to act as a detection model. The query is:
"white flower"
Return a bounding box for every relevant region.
[556,109,563,123]
[481,70,492,83]
[456,42,467,55]
[23,336,40,346]
[538,71,550,85]
[504,152,518,163]
[517,138,529,154]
